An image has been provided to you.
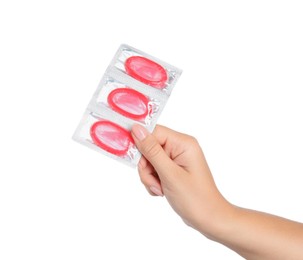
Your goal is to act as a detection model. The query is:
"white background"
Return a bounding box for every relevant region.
[0,1,302,259]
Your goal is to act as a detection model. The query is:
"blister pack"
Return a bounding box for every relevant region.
[73,44,182,167]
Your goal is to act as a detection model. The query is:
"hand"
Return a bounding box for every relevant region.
[131,124,303,259]
[131,124,233,237]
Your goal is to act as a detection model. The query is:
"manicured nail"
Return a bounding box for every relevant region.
[150,186,164,197]
[132,124,148,141]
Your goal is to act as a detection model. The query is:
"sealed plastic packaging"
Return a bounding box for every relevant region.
[113,46,179,94]
[73,44,182,167]
[94,76,161,125]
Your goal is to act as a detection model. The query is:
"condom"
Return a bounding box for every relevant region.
[125,56,168,89]
[108,88,149,120]
[90,121,133,156]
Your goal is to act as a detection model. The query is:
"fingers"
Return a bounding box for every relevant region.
[152,125,181,146]
[152,125,199,168]
[138,156,163,196]
[131,124,177,180]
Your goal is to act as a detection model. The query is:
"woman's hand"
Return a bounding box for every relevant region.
[131,124,303,259]
[131,124,233,237]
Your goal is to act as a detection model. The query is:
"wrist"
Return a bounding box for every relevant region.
[196,196,238,242]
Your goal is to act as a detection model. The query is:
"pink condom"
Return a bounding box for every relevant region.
[125,56,168,89]
[108,88,149,120]
[90,121,133,156]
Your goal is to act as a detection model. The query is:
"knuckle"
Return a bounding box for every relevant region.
[184,134,198,145]
[138,170,148,185]
[183,134,201,152]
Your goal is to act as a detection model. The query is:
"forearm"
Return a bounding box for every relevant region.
[208,205,303,259]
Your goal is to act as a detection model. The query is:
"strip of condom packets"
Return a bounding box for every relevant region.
[73,44,182,167]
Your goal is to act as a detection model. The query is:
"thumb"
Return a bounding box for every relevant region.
[131,124,176,177]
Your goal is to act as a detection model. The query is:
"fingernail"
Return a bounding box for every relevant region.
[150,186,164,197]
[132,124,148,141]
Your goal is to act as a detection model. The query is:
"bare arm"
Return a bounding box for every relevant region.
[216,207,303,259]
[131,124,303,259]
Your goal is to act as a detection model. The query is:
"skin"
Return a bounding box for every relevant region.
[131,124,303,260]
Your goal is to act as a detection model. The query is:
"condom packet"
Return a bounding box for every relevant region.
[73,44,182,167]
